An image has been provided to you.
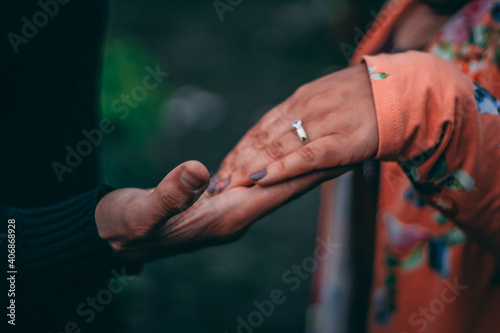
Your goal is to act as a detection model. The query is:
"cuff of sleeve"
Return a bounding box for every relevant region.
[8,185,142,299]
[362,53,403,161]
[361,51,474,164]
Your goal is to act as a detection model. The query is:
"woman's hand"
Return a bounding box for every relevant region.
[209,64,378,192]
[95,160,349,262]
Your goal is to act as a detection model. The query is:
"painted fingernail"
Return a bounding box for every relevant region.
[216,177,230,192]
[207,176,219,194]
[180,170,204,190]
[249,169,266,181]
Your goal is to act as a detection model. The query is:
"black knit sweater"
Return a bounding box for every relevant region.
[2,186,124,294]
[2,1,140,331]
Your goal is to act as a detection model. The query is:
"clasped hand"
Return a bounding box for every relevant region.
[95,64,378,262]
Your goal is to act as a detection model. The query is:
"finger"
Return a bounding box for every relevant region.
[212,117,320,193]
[150,160,210,220]
[226,168,348,228]
[233,103,292,151]
[210,130,303,193]
[241,118,339,183]
[247,167,352,216]
[211,107,298,190]
[251,135,356,186]
[156,168,347,256]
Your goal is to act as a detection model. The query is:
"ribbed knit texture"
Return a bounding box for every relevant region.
[1,185,141,303]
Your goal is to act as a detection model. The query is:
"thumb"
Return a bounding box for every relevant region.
[150,160,210,219]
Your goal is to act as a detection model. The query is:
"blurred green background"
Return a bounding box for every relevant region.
[99,0,384,332]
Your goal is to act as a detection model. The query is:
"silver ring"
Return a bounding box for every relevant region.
[291,120,309,144]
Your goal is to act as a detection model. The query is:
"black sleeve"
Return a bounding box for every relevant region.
[1,185,142,302]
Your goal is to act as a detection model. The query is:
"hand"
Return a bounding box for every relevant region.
[95,160,349,261]
[95,160,210,261]
[209,64,378,192]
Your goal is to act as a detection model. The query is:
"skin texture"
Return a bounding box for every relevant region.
[95,62,377,262]
[212,64,378,192]
[95,160,350,262]
[93,0,474,265]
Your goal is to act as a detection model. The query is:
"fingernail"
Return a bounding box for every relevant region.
[180,170,205,191]
[207,176,219,194]
[249,169,266,181]
[216,177,230,193]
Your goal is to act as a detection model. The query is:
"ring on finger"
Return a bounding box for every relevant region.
[291,120,309,144]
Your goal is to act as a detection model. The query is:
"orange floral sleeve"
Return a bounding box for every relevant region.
[363,50,500,258]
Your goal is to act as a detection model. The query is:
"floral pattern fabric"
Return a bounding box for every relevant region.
[369,0,500,331]
[309,1,500,332]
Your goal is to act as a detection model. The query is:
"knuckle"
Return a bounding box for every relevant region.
[262,109,281,124]
[252,130,271,150]
[128,222,150,239]
[276,159,288,174]
[241,148,257,161]
[258,129,270,141]
[158,190,185,215]
[237,165,248,178]
[299,146,317,163]
[225,161,237,174]
[293,83,311,97]
[304,91,329,110]
[265,141,284,160]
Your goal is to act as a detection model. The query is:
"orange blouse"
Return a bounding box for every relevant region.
[310,0,500,332]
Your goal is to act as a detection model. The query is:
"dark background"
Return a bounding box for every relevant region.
[100,0,384,332]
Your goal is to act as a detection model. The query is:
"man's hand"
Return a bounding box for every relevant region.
[95,65,375,262]
[95,160,349,262]
[209,64,378,192]
[95,160,210,261]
